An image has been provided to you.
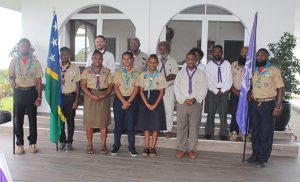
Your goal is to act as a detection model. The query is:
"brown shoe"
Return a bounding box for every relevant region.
[100,146,108,154]
[188,150,197,159]
[230,131,238,141]
[29,144,38,153]
[16,145,25,155]
[176,150,185,158]
[164,132,172,138]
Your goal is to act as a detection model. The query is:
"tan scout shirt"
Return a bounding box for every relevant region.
[252,65,284,99]
[8,57,43,87]
[81,66,112,89]
[139,71,167,91]
[157,55,179,86]
[61,63,81,94]
[133,51,148,73]
[231,61,244,90]
[113,68,140,96]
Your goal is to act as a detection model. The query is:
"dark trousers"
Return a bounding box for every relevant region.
[249,100,275,163]
[205,90,229,136]
[229,93,239,134]
[13,87,37,146]
[59,94,76,144]
[113,96,138,152]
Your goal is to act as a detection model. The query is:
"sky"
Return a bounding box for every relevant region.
[0,7,21,69]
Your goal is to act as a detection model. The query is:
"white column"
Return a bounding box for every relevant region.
[244,28,249,46]
[97,5,103,35]
[201,19,208,64]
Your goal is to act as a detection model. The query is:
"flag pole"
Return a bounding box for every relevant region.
[12,100,15,155]
[242,116,249,163]
[56,142,58,152]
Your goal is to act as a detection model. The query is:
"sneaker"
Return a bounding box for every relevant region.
[257,162,267,168]
[150,148,157,156]
[16,145,25,155]
[29,144,38,153]
[111,148,119,156]
[58,142,66,151]
[129,150,138,157]
[142,148,150,156]
[66,143,73,151]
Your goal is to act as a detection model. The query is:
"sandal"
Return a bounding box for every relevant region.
[100,146,108,154]
[150,148,157,156]
[142,148,150,156]
[87,145,94,154]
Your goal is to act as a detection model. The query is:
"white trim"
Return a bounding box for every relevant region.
[71,13,129,20]
[160,26,166,41]
[173,14,239,22]
[201,19,208,64]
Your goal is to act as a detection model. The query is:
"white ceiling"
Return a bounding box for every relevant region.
[0,0,21,12]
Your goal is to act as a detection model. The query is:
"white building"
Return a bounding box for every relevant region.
[1,0,300,112]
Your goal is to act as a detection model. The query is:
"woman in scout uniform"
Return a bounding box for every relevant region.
[136,54,167,156]
[80,50,113,154]
[111,51,140,156]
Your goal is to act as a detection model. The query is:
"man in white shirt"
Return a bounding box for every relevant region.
[157,41,179,138]
[181,47,206,72]
[85,35,116,74]
[129,37,148,73]
[205,45,232,140]
[174,52,208,159]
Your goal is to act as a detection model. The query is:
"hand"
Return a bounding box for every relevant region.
[90,95,98,101]
[272,108,281,117]
[121,101,131,110]
[216,90,223,96]
[34,98,42,106]
[72,100,79,109]
[10,81,16,88]
[247,92,253,101]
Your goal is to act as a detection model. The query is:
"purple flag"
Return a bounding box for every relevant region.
[0,153,11,182]
[236,13,257,136]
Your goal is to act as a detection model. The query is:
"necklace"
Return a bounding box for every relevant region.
[17,53,33,81]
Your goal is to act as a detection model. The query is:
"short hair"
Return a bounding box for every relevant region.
[148,54,159,63]
[158,41,171,53]
[122,51,133,59]
[189,47,204,59]
[92,49,103,59]
[130,37,140,45]
[186,51,197,59]
[213,45,223,53]
[95,35,106,42]
[18,38,31,47]
[60,47,71,54]
[257,48,269,56]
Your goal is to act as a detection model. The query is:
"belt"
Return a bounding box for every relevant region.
[89,88,107,92]
[62,92,76,96]
[253,97,275,106]
[15,86,35,91]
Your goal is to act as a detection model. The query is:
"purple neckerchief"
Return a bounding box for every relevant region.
[196,60,201,67]
[212,59,225,83]
[90,66,102,89]
[159,56,168,78]
[186,67,197,95]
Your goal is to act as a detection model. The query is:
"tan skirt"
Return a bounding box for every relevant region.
[83,89,111,128]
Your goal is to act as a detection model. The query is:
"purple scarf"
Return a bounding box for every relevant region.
[159,57,168,78]
[212,59,225,83]
[186,67,197,95]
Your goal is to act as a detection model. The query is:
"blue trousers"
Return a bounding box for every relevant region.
[249,100,275,163]
[113,96,138,151]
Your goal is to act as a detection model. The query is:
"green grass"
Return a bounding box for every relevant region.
[0,96,13,112]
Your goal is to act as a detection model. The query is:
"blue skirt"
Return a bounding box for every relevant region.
[135,90,166,132]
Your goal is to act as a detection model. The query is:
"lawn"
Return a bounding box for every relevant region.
[0,96,13,112]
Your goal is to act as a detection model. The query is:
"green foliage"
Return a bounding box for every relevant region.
[0,69,13,110]
[75,47,90,62]
[0,96,13,112]
[268,32,300,101]
[9,43,38,59]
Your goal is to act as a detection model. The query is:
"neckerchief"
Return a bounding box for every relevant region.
[186,67,197,95]
[60,62,71,85]
[159,56,168,78]
[147,69,159,99]
[17,53,33,81]
[122,66,135,94]
[255,61,272,87]
[212,59,225,83]
[89,66,102,89]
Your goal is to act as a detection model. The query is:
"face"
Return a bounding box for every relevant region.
[240,47,248,59]
[130,39,140,51]
[193,51,201,61]
[148,57,159,71]
[19,42,30,56]
[95,37,105,50]
[186,54,197,69]
[60,50,71,63]
[92,53,103,67]
[256,51,268,63]
[159,45,168,58]
[213,47,223,60]
[122,54,133,67]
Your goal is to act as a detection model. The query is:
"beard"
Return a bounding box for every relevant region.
[213,56,222,61]
[238,57,246,66]
[256,60,267,67]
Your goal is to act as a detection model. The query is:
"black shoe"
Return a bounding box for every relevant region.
[58,142,66,151]
[111,148,119,156]
[204,134,212,139]
[257,162,267,168]
[220,136,228,141]
[246,156,258,164]
[129,150,138,157]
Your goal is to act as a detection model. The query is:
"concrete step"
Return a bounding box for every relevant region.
[1,121,298,158]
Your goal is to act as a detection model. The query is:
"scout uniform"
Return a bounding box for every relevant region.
[157,55,179,133]
[132,50,148,73]
[59,62,81,145]
[112,67,140,153]
[135,70,167,132]
[249,62,284,163]
[85,49,116,74]
[81,66,112,128]
[8,56,43,147]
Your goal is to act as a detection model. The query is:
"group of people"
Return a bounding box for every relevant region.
[8,35,284,168]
